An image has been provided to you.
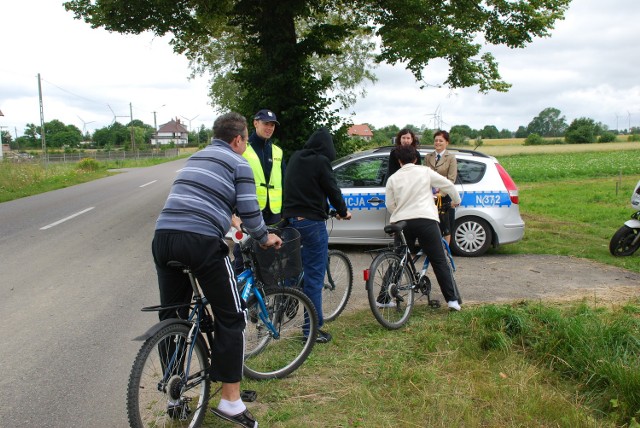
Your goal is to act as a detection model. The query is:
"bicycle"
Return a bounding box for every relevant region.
[323,249,353,321]
[236,227,319,380]
[126,228,319,427]
[364,221,458,330]
[236,216,353,324]
[323,210,354,322]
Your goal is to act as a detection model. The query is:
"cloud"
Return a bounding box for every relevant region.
[2,0,640,139]
[348,0,640,131]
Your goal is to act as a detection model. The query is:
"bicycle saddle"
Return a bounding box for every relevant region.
[384,221,406,235]
[167,260,189,270]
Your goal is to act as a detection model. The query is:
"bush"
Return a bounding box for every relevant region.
[524,133,545,145]
[598,132,617,143]
[628,134,640,142]
[450,133,469,146]
[77,158,101,171]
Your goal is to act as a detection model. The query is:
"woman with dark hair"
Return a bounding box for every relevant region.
[386,128,422,180]
[386,144,462,311]
[425,130,457,244]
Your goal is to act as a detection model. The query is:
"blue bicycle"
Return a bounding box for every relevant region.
[235,227,319,380]
[126,228,318,427]
[365,221,458,329]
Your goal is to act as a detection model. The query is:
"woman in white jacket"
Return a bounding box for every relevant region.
[385,145,463,311]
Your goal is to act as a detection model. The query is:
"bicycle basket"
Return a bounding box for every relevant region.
[252,227,302,286]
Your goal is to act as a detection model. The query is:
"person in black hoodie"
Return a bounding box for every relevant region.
[283,127,351,343]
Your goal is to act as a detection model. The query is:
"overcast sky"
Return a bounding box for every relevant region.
[1,0,639,139]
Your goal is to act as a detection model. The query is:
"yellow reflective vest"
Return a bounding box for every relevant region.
[243,144,283,213]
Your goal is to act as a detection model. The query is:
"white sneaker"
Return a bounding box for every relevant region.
[447,300,461,311]
[376,300,396,308]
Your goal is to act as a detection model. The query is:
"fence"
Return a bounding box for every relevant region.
[8,149,182,163]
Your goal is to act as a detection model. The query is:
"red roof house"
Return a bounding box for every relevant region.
[152,118,189,146]
[347,124,373,141]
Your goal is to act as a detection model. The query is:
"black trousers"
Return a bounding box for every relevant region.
[403,218,461,303]
[152,230,246,383]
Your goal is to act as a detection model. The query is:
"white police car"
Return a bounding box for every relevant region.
[327,146,525,257]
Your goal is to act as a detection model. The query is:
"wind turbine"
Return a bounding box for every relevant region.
[180,114,200,133]
[180,114,200,146]
[107,104,129,125]
[424,105,444,131]
[77,115,96,135]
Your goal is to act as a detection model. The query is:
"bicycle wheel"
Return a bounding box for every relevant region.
[244,286,318,380]
[127,322,210,428]
[323,249,354,322]
[367,252,414,329]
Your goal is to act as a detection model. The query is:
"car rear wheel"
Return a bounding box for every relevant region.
[451,217,493,257]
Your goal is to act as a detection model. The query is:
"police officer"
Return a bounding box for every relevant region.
[233,109,285,274]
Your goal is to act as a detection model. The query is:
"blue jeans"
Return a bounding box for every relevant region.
[287,218,328,328]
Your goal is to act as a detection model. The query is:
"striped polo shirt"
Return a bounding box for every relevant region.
[155,139,268,245]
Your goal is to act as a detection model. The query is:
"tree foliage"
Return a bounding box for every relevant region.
[515,125,529,138]
[450,124,478,139]
[480,125,500,139]
[1,130,12,146]
[64,0,570,157]
[527,107,567,137]
[564,117,601,144]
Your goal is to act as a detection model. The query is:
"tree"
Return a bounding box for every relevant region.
[65,0,570,156]
[370,124,400,146]
[93,122,131,148]
[565,117,598,144]
[480,125,500,139]
[527,107,567,137]
[450,125,478,139]
[197,125,212,147]
[498,129,512,138]
[25,120,84,149]
[514,125,529,138]
[2,130,13,147]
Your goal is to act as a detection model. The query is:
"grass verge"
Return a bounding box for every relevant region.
[0,156,186,203]
[208,299,640,427]
[490,150,640,273]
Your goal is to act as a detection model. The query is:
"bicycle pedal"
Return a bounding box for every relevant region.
[429,299,441,308]
[241,390,257,402]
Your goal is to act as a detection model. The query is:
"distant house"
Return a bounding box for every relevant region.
[152,118,189,146]
[347,124,373,141]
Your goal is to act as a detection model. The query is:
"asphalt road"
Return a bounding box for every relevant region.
[0,160,186,427]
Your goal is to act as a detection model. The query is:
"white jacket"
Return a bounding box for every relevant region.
[385,163,461,223]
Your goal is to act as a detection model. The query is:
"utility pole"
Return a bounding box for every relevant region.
[0,109,4,159]
[38,73,47,164]
[152,104,166,130]
[129,102,135,153]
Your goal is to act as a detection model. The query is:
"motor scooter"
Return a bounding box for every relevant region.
[609,179,640,256]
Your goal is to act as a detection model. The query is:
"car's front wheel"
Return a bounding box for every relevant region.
[451,217,493,257]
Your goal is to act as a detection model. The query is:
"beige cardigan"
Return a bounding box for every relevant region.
[385,163,461,224]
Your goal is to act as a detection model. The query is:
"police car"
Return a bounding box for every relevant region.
[327,146,525,257]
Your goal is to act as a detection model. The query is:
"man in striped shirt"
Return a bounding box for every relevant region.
[152,112,281,427]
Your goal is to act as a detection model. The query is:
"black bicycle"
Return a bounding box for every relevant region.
[365,221,458,329]
[323,210,354,321]
[126,228,318,427]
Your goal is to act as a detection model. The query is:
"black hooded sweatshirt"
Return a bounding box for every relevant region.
[282,128,348,221]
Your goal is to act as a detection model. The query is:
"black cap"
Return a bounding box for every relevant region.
[253,109,279,125]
